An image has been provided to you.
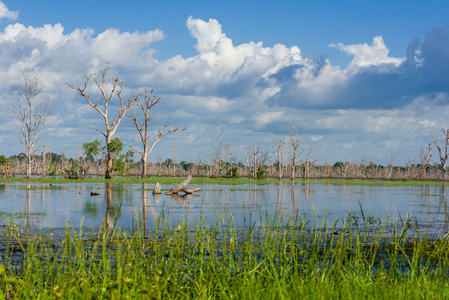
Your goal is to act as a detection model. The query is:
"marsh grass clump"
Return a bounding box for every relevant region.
[1,211,449,299]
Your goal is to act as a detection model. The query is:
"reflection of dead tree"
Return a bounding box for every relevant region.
[105,183,114,229]
[127,89,185,178]
[165,175,200,195]
[433,128,449,179]
[167,194,198,211]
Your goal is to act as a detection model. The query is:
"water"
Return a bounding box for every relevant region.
[0,182,448,238]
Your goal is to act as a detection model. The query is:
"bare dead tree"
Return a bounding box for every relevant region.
[287,121,304,180]
[272,137,286,180]
[386,153,396,180]
[245,141,261,179]
[10,72,52,178]
[245,141,268,179]
[126,88,185,178]
[433,128,449,179]
[418,142,433,179]
[359,153,368,179]
[213,129,225,176]
[68,64,137,178]
[225,142,236,177]
[302,144,315,179]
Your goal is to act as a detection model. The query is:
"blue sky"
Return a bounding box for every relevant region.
[0,0,448,165]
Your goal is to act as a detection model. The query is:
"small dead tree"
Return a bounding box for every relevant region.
[127,89,185,178]
[68,64,137,178]
[272,137,286,180]
[302,144,315,179]
[245,141,261,179]
[213,129,225,176]
[386,153,396,180]
[433,128,449,179]
[418,142,433,179]
[287,121,304,180]
[245,141,268,179]
[10,72,52,178]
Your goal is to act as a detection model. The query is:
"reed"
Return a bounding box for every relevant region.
[1,209,449,299]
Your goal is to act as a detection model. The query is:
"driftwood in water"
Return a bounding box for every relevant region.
[165,175,200,195]
[153,182,162,194]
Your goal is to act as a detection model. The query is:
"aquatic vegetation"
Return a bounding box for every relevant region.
[229,188,270,192]
[0,210,448,299]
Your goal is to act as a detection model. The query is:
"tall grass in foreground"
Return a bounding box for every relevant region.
[1,211,449,299]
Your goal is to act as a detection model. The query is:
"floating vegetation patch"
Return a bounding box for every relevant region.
[229,188,270,192]
[405,192,440,197]
[18,185,69,191]
[0,211,46,219]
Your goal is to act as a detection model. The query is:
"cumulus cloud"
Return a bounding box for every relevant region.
[0,13,448,164]
[0,1,18,21]
[266,27,449,111]
[330,36,404,70]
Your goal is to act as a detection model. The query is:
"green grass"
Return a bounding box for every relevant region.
[2,176,449,187]
[1,210,449,299]
[0,176,279,186]
[0,211,46,219]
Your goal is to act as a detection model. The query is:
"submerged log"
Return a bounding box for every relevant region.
[165,175,200,195]
[153,182,162,194]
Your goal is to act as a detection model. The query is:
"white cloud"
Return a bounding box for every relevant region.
[253,111,284,129]
[0,1,18,21]
[0,15,447,165]
[330,36,405,71]
[311,135,323,142]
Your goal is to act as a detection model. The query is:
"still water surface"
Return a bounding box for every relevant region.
[0,182,448,237]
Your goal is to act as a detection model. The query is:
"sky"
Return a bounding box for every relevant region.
[0,0,448,166]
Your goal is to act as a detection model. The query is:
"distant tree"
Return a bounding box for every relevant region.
[418,142,433,179]
[127,89,185,178]
[272,137,286,180]
[0,155,13,178]
[10,72,52,178]
[69,64,137,178]
[245,141,268,179]
[287,121,304,180]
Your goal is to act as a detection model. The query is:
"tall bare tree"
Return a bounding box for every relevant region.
[288,121,304,180]
[127,89,185,178]
[10,72,52,178]
[68,64,137,178]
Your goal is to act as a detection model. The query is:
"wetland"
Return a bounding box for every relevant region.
[1,178,449,299]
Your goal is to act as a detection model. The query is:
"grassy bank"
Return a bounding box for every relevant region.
[2,176,449,186]
[1,211,449,299]
[0,176,280,186]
